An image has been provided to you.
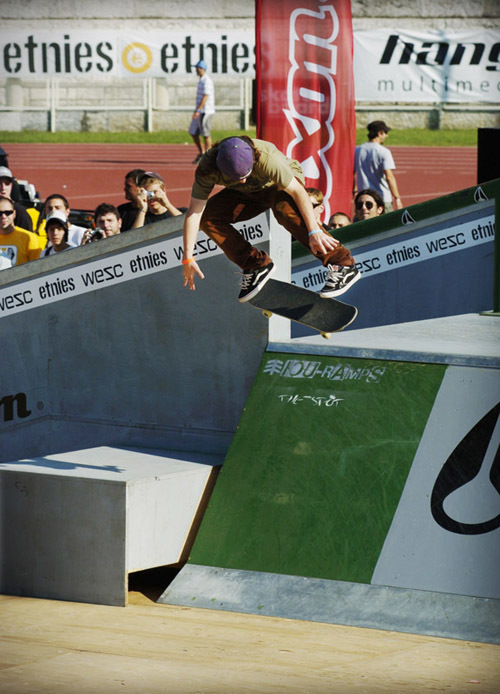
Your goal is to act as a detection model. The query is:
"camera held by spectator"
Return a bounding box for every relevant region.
[82,203,122,244]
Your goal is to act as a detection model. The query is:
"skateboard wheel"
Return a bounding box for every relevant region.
[321,332,331,339]
[262,310,273,319]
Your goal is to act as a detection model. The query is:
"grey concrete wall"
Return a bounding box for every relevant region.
[1,0,497,27]
[0,216,269,463]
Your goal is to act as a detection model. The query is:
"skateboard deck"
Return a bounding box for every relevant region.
[249,279,357,338]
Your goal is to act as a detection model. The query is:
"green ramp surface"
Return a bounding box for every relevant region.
[189,353,446,584]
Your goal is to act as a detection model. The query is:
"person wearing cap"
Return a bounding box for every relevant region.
[354,121,402,213]
[189,60,215,165]
[182,136,360,302]
[0,166,34,232]
[0,194,40,268]
[131,171,183,230]
[41,210,73,256]
[36,194,88,249]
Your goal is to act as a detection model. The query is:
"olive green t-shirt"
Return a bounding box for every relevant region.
[191,138,305,200]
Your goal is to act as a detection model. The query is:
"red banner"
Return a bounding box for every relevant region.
[256,0,356,221]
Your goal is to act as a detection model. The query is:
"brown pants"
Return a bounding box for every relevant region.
[200,187,355,271]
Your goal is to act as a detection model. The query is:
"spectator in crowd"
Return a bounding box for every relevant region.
[131,172,182,229]
[37,194,87,248]
[306,188,351,236]
[82,203,122,244]
[354,121,402,212]
[118,168,146,232]
[306,187,327,226]
[0,166,34,232]
[189,60,215,164]
[353,189,385,222]
[329,212,351,230]
[40,210,73,256]
[0,195,40,268]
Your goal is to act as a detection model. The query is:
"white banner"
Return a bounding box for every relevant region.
[1,28,499,103]
[0,31,255,78]
[292,213,495,290]
[0,213,269,318]
[354,29,500,103]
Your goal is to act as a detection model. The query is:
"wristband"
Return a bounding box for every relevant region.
[182,258,195,265]
[308,229,322,237]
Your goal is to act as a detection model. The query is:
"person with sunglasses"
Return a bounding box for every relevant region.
[353,189,385,222]
[306,187,328,224]
[306,187,351,233]
[0,166,34,232]
[0,195,41,269]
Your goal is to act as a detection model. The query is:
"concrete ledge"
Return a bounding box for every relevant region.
[0,447,221,606]
[159,564,500,645]
[270,313,500,368]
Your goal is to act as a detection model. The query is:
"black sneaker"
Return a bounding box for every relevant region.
[238,263,275,302]
[319,264,361,298]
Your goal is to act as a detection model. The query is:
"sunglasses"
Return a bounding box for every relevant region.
[0,209,14,216]
[356,200,374,210]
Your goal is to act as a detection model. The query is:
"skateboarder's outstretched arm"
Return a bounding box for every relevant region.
[283,178,340,256]
[182,197,206,291]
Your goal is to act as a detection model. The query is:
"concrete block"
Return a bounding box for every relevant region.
[0,446,221,606]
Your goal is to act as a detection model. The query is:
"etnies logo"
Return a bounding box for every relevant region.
[0,392,32,422]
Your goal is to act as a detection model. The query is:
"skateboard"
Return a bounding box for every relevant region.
[249,279,357,338]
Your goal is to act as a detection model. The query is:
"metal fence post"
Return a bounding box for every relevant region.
[146,78,153,133]
[50,77,56,133]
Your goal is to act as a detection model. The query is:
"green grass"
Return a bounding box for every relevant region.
[0,128,478,146]
[356,128,477,147]
[0,130,257,144]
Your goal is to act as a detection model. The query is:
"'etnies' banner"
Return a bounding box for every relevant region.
[256,0,356,220]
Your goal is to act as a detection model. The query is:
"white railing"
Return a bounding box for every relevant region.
[0,76,496,133]
[0,76,254,133]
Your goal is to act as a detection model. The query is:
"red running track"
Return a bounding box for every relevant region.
[3,142,477,212]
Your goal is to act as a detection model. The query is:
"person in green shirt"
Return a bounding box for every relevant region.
[182,136,360,302]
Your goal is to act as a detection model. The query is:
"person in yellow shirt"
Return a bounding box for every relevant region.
[0,195,41,268]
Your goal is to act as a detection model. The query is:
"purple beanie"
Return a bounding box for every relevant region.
[216,138,254,180]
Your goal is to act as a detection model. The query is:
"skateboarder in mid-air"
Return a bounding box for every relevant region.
[182,136,361,302]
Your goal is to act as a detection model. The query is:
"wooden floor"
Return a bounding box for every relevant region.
[1,583,499,694]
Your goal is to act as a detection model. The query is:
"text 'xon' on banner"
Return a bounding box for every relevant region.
[256,0,356,220]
